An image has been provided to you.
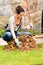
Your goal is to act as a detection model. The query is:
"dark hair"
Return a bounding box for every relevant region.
[16,6,25,14]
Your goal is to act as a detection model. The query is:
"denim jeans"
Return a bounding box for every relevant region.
[2,30,32,42]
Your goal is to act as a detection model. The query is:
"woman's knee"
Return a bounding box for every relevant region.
[2,32,13,42]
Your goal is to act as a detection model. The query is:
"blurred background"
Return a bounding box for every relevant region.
[0,0,42,35]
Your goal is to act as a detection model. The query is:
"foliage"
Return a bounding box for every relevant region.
[32,30,41,36]
[26,29,41,36]
[0,29,5,37]
[0,29,41,38]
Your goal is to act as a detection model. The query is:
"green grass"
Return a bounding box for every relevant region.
[0,45,43,65]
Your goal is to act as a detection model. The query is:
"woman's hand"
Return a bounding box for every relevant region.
[30,22,33,28]
[30,22,33,32]
[15,38,21,47]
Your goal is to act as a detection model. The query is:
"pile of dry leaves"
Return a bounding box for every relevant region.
[4,35,37,51]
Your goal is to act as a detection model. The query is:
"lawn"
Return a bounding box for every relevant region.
[0,45,43,65]
[0,29,43,65]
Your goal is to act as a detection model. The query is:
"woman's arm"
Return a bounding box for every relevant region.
[9,16,16,39]
[9,16,20,46]
[21,17,33,30]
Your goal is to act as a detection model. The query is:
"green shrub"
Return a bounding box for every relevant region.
[18,29,41,36]
[0,29,5,37]
[32,30,41,36]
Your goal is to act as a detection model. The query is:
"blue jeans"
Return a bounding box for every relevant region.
[2,30,32,42]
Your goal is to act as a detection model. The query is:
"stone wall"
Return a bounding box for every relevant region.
[0,0,41,16]
[0,0,27,16]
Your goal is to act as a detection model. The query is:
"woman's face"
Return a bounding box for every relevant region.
[18,12,25,18]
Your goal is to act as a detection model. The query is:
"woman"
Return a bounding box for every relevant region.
[1,6,33,47]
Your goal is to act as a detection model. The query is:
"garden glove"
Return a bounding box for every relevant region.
[30,22,33,28]
[15,38,21,47]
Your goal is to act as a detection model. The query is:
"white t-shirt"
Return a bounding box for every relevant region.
[7,15,33,39]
